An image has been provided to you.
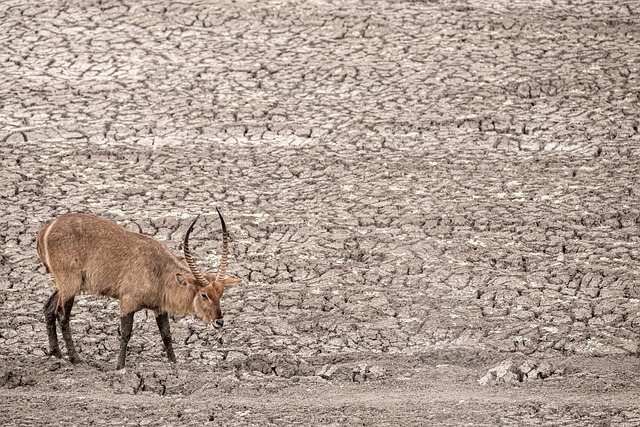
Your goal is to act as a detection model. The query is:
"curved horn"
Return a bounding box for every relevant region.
[183,215,209,287]
[215,208,229,281]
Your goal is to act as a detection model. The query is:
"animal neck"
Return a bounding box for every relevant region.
[162,281,197,316]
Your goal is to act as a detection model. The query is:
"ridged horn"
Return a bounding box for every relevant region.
[183,215,209,287]
[215,208,229,281]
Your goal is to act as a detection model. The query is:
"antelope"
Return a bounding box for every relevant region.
[36,209,240,369]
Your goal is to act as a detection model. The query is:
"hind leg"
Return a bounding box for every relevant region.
[43,290,62,358]
[57,296,82,364]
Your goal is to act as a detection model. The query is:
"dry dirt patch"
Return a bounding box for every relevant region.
[2,0,640,425]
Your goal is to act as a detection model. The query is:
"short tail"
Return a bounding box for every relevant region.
[36,224,51,274]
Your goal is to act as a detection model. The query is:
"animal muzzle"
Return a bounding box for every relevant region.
[213,318,224,328]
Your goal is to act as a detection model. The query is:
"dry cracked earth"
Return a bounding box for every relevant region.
[1,0,640,425]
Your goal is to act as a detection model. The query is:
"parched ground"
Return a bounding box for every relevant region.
[1,0,640,425]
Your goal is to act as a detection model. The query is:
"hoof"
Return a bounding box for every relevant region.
[48,349,63,359]
[69,354,84,364]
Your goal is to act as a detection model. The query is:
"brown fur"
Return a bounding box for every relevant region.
[36,213,240,367]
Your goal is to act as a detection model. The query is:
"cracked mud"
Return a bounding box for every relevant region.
[1,0,640,425]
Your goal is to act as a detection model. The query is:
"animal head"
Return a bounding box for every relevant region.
[178,208,241,328]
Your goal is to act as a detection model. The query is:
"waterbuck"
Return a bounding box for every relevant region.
[36,209,240,369]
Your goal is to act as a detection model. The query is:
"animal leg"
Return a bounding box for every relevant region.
[117,312,135,369]
[155,313,176,363]
[57,296,82,364]
[43,290,62,358]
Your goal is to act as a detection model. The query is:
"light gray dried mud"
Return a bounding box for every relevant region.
[1,0,640,425]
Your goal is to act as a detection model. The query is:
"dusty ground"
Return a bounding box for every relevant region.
[1,0,640,425]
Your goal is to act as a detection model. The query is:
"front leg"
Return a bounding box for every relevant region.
[155,313,176,363]
[117,312,135,369]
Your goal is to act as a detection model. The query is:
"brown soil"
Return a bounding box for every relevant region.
[1,0,640,425]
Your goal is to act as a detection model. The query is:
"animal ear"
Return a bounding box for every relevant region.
[222,277,241,289]
[176,273,199,288]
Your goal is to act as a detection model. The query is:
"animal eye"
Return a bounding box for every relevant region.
[201,293,210,300]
